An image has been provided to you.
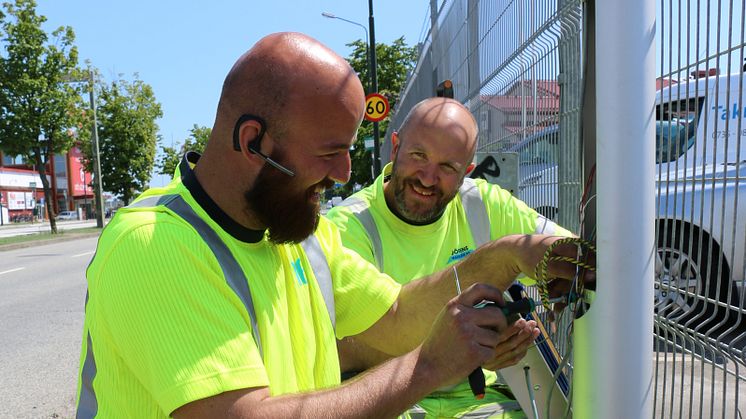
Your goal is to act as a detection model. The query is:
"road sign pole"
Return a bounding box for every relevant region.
[368,0,380,177]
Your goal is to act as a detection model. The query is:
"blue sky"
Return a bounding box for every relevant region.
[36,1,429,186]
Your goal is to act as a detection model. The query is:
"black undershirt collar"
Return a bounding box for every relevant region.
[179,151,266,243]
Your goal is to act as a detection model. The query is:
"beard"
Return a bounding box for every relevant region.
[390,162,458,224]
[245,152,334,244]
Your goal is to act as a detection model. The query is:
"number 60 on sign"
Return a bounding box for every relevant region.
[364,93,389,122]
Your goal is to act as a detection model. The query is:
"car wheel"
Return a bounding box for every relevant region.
[655,222,739,332]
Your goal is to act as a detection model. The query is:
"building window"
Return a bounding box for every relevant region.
[2,154,25,166]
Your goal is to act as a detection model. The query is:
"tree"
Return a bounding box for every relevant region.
[0,0,87,233]
[341,37,418,196]
[156,125,211,176]
[86,76,162,205]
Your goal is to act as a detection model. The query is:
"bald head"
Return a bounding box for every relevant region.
[195,32,365,232]
[397,97,479,158]
[215,32,365,141]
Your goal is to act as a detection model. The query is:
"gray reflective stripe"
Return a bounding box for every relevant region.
[126,194,337,342]
[162,196,264,356]
[338,196,384,270]
[127,194,178,208]
[459,178,491,247]
[76,330,98,418]
[534,214,557,235]
[300,235,336,329]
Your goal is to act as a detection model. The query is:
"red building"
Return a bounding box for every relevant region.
[476,79,561,149]
[0,146,94,223]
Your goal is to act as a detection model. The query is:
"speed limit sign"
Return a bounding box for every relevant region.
[364,93,389,122]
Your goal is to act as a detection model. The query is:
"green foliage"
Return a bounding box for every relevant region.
[0,0,86,233]
[340,36,418,196]
[85,76,162,205]
[157,124,211,176]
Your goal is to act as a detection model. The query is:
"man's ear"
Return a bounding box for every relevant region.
[237,119,263,162]
[464,162,476,176]
[391,132,400,160]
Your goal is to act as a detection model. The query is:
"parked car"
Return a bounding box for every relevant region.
[511,72,746,326]
[509,126,559,219]
[56,210,78,221]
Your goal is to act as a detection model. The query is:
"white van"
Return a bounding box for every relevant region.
[514,72,746,322]
[655,72,745,320]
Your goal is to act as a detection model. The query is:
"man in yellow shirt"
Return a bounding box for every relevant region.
[327,97,573,418]
[76,32,581,418]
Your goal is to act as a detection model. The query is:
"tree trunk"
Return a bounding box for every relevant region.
[33,147,58,234]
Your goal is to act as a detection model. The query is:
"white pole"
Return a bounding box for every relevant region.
[573,0,655,418]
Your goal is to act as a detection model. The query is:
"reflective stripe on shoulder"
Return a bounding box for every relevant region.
[129,194,336,343]
[300,235,336,330]
[162,196,264,355]
[337,196,384,270]
[459,178,490,247]
[127,194,179,208]
[534,214,557,235]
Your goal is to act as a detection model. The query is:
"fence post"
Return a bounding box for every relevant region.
[573,0,655,418]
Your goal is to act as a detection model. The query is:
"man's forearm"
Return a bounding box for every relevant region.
[175,346,442,418]
[355,237,523,356]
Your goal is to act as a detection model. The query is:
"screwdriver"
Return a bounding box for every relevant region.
[468,297,538,399]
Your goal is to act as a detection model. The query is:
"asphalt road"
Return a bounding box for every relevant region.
[0,236,97,419]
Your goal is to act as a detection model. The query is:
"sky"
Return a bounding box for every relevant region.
[35,0,431,186]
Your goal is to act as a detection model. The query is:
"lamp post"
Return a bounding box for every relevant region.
[322,7,381,177]
[87,69,105,228]
[321,12,369,60]
[63,69,104,228]
[367,0,381,177]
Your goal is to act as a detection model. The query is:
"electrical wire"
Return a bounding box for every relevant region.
[524,366,540,419]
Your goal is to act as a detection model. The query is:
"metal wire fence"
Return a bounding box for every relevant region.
[385,0,746,417]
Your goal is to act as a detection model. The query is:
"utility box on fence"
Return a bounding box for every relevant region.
[469,152,519,195]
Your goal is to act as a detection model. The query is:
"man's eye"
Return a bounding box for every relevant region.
[321,152,342,160]
[411,152,426,160]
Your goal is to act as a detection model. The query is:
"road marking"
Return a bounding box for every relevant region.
[0,267,25,276]
[72,251,95,258]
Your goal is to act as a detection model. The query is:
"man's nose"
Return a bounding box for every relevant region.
[418,165,438,187]
[329,152,352,184]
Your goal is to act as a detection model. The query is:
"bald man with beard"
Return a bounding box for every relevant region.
[75,33,581,418]
[327,97,574,418]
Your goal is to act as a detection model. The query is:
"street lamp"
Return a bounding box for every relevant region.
[322,5,381,177]
[321,12,369,91]
[63,68,104,228]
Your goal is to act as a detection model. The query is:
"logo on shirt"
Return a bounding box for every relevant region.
[447,246,473,264]
[291,258,308,286]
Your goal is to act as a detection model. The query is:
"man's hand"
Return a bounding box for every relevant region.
[498,234,596,284]
[415,283,538,387]
[483,318,540,370]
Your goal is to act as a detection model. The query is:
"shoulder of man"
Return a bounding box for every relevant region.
[325,187,375,230]
[96,186,207,258]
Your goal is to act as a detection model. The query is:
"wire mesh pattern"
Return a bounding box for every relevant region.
[654,0,746,416]
[388,0,746,417]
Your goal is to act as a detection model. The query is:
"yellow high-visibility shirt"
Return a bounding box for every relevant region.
[76,153,400,418]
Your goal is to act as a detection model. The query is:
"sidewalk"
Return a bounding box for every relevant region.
[0,219,103,251]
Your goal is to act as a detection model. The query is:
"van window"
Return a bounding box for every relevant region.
[655,97,704,164]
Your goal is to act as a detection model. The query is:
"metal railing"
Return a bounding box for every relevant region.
[386,0,745,417]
